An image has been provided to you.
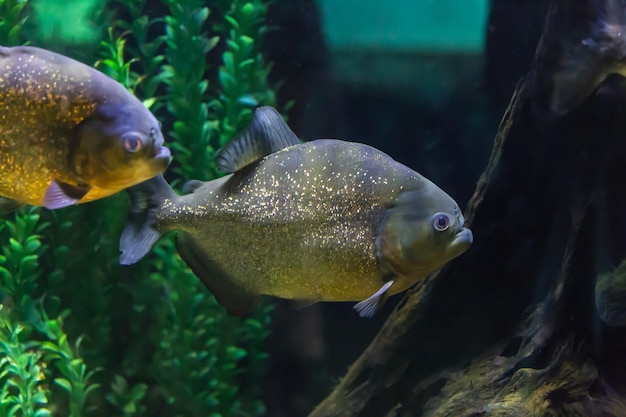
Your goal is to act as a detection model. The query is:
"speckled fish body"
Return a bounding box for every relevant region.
[0,45,170,210]
[120,107,472,317]
[167,140,435,300]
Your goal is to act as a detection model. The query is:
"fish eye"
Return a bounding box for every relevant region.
[432,213,451,232]
[123,135,142,153]
[149,127,157,140]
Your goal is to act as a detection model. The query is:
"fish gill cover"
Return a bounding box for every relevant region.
[0,0,279,416]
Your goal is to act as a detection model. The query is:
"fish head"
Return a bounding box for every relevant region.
[72,101,171,192]
[378,186,473,279]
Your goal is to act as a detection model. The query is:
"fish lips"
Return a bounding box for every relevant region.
[153,146,172,170]
[448,227,473,258]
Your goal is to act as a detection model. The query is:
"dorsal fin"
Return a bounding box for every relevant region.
[182,179,204,195]
[215,106,300,173]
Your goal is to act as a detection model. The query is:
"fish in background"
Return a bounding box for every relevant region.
[119,106,473,318]
[550,0,626,115]
[595,260,626,327]
[0,45,170,212]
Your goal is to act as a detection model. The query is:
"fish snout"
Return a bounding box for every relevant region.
[448,227,473,258]
[156,146,171,159]
[152,146,172,170]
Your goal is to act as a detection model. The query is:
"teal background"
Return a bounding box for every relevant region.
[318,0,489,51]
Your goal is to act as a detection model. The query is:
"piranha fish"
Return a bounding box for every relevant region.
[550,0,626,115]
[595,260,626,327]
[0,45,170,212]
[119,106,473,317]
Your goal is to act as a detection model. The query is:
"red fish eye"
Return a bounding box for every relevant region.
[433,213,450,231]
[124,136,142,153]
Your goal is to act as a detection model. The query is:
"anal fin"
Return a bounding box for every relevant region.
[175,234,260,316]
[291,298,319,310]
[353,280,394,318]
[0,197,24,214]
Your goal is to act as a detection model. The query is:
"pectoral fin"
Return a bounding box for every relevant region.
[176,234,260,316]
[119,175,174,265]
[43,180,89,209]
[0,197,23,214]
[353,280,394,318]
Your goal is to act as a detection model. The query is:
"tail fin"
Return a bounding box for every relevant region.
[119,175,176,265]
[551,0,626,115]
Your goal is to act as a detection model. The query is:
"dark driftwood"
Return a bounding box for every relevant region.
[308,1,626,416]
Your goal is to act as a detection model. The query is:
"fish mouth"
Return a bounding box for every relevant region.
[447,227,473,258]
[152,146,172,169]
[155,146,171,159]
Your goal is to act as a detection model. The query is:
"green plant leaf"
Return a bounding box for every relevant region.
[34,408,52,417]
[54,378,72,393]
[237,94,258,107]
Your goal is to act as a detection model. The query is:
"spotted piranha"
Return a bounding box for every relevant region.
[0,45,170,212]
[119,106,473,317]
[595,259,626,327]
[550,0,626,114]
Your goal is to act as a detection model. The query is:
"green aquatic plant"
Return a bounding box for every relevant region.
[0,212,51,417]
[0,210,101,417]
[111,0,166,106]
[161,0,219,181]
[0,308,49,417]
[100,0,276,415]
[0,0,280,415]
[214,0,279,148]
[0,0,28,46]
[104,375,147,417]
[39,323,101,417]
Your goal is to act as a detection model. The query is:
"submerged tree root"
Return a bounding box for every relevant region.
[309,0,626,416]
